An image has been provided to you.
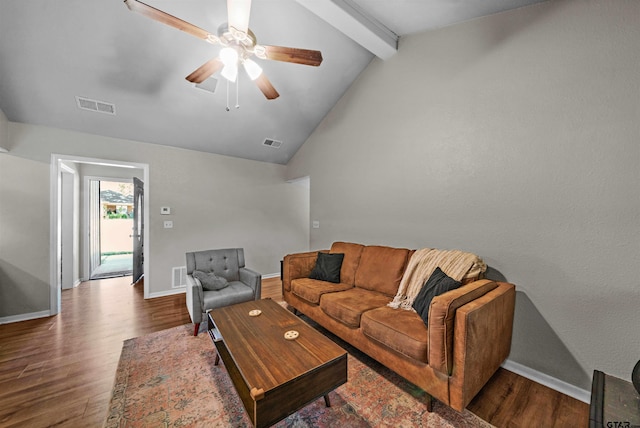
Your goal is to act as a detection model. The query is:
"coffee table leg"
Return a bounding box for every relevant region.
[214,353,220,366]
[324,394,331,407]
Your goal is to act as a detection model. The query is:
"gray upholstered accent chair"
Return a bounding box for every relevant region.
[185,248,261,336]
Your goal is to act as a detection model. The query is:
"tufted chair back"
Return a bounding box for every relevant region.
[186,248,245,282]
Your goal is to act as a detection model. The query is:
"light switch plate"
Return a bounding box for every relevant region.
[161,207,171,215]
[312,220,320,229]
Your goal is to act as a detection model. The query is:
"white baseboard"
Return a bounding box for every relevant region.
[147,288,186,299]
[148,274,279,299]
[502,359,591,403]
[0,310,52,325]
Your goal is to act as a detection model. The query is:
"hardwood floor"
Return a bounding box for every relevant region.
[468,367,589,427]
[0,277,191,427]
[0,276,587,427]
[262,275,283,301]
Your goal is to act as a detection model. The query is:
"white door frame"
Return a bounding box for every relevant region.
[49,154,150,315]
[60,164,78,289]
[87,176,101,279]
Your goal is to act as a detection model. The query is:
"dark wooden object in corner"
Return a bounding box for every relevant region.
[589,370,640,428]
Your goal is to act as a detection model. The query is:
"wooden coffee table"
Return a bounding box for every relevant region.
[207,299,347,428]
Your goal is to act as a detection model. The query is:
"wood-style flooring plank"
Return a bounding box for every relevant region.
[467,365,589,427]
[0,277,191,428]
[0,276,589,427]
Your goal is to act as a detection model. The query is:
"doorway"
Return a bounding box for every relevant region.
[88,179,134,279]
[50,154,150,315]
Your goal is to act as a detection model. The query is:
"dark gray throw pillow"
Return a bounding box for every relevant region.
[193,270,229,291]
[412,267,462,326]
[309,252,344,283]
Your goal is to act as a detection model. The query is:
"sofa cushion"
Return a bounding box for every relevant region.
[330,242,364,286]
[320,288,391,328]
[291,278,353,305]
[309,252,344,283]
[192,270,229,291]
[354,246,410,297]
[361,307,429,363]
[412,267,462,326]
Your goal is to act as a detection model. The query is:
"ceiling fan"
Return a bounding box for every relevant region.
[124,0,323,100]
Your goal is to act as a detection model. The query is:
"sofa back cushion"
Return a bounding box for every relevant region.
[354,245,410,297]
[330,242,365,285]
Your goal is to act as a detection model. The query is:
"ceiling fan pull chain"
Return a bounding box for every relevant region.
[236,76,240,109]
[236,77,240,109]
[225,79,230,112]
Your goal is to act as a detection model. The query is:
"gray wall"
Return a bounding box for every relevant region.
[0,122,309,318]
[0,139,50,317]
[287,0,640,390]
[0,108,7,149]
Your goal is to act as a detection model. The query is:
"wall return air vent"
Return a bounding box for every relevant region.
[263,138,282,149]
[172,266,187,288]
[75,96,116,115]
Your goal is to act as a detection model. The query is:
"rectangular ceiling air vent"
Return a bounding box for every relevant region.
[75,96,116,115]
[263,138,282,149]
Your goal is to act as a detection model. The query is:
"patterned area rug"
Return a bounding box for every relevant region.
[105,323,493,427]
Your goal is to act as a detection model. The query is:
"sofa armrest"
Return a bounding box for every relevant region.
[427,279,501,375]
[449,282,516,410]
[239,267,262,300]
[185,274,204,324]
[282,250,325,292]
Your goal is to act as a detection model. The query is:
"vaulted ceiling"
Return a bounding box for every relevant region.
[0,0,546,164]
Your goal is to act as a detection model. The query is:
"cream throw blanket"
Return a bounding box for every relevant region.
[388,248,487,310]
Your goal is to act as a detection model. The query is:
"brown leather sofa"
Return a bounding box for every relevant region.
[282,241,516,412]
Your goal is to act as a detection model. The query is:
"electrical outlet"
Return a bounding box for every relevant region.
[164,220,173,229]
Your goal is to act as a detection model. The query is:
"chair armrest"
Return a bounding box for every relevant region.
[428,279,501,375]
[449,282,516,410]
[185,274,204,324]
[282,250,325,292]
[239,267,262,300]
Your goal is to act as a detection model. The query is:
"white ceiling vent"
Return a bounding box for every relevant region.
[263,138,282,149]
[75,96,116,115]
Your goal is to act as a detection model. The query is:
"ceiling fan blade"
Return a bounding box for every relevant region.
[124,0,216,43]
[227,0,252,34]
[261,45,323,67]
[254,74,279,100]
[185,58,224,84]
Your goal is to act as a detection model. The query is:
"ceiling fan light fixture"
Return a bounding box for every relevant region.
[243,59,262,80]
[219,47,239,66]
[221,64,238,82]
